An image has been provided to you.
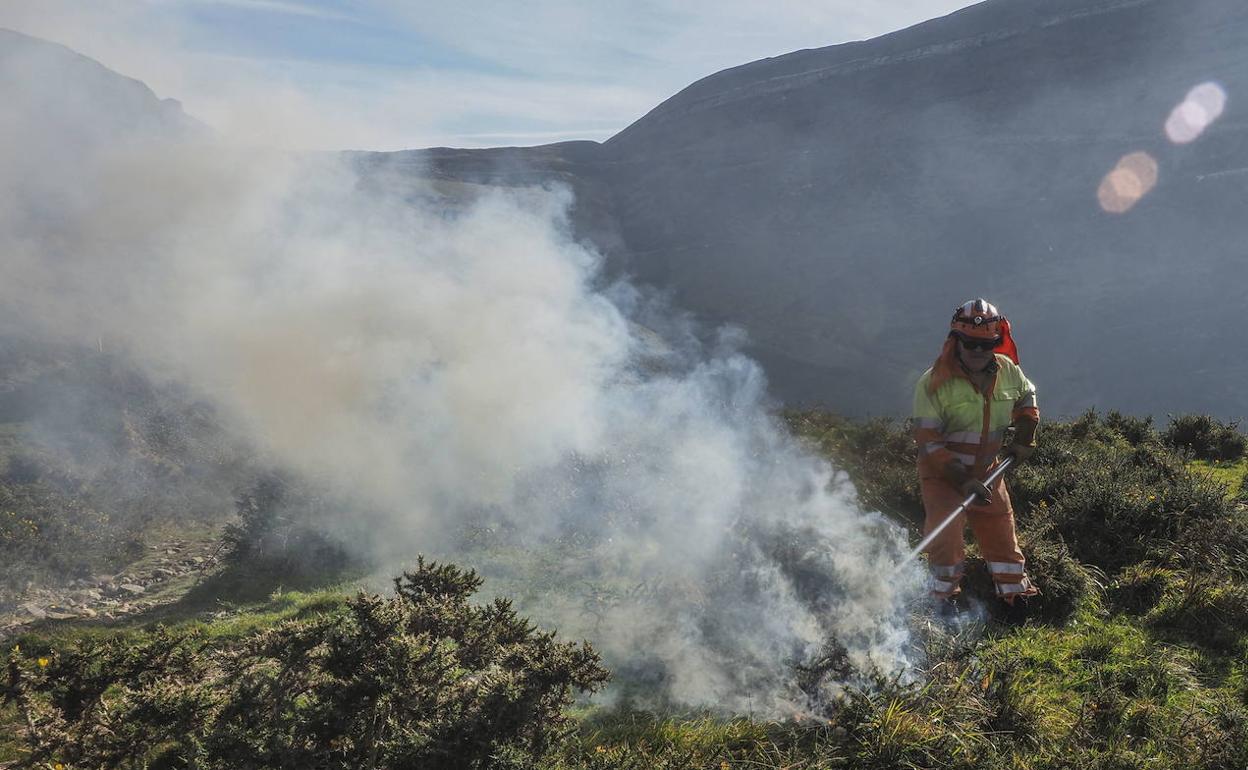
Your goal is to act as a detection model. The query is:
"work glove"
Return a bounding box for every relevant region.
[1008,419,1039,464]
[944,459,993,504]
[959,478,993,504]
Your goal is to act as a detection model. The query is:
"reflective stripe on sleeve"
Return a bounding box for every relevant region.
[1016,393,1037,409]
[917,418,943,430]
[930,578,958,594]
[923,442,948,456]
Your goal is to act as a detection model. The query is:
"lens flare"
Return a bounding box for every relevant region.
[1165,82,1227,144]
[1097,151,1158,214]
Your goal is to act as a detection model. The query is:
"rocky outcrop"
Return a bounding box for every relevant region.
[0,537,223,639]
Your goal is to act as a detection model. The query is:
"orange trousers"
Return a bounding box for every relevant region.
[920,469,1037,602]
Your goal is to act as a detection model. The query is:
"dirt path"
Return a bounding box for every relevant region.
[0,535,224,640]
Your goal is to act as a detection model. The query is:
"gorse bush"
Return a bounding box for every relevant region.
[4,558,609,769]
[981,531,1104,624]
[999,421,1244,576]
[1162,413,1247,461]
[1104,410,1156,446]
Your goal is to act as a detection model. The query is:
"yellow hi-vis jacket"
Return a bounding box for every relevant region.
[912,354,1038,480]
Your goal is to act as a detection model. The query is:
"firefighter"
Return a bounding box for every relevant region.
[912,299,1040,605]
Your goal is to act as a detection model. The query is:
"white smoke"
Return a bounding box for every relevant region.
[0,30,926,713]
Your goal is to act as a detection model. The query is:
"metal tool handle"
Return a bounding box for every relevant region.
[906,455,1014,562]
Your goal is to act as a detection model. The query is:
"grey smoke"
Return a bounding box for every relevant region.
[0,31,925,713]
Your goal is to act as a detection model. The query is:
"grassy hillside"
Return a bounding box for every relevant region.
[0,345,256,605]
[3,409,1247,769]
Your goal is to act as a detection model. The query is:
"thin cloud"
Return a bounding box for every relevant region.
[0,0,982,149]
[176,0,358,23]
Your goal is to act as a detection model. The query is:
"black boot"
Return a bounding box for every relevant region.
[934,596,961,621]
[999,595,1031,624]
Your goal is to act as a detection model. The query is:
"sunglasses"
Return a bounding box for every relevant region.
[956,335,1000,351]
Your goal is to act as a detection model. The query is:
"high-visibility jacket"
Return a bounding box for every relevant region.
[912,354,1039,480]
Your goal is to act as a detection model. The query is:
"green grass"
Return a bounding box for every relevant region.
[1189,457,1248,498]
[545,609,1248,769]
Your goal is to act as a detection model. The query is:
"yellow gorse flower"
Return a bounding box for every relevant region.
[38,657,50,668]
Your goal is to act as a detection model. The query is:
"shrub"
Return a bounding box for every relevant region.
[5,559,610,769]
[2,452,44,485]
[1015,533,1103,623]
[1162,414,1247,462]
[1108,564,1173,614]
[223,472,356,577]
[1104,411,1156,446]
[1026,444,1238,574]
[954,535,1101,626]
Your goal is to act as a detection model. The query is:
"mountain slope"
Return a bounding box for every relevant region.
[0,27,198,147]
[596,0,1248,416]
[359,0,1248,417]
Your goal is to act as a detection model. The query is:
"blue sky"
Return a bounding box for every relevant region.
[0,0,981,150]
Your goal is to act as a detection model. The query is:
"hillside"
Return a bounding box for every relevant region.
[0,27,199,154]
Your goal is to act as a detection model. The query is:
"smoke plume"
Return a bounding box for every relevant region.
[0,30,925,713]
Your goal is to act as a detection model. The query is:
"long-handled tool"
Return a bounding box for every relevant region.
[904,456,1014,563]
